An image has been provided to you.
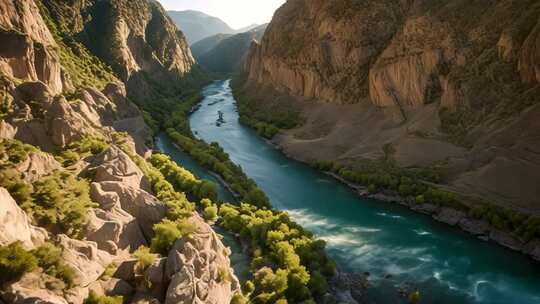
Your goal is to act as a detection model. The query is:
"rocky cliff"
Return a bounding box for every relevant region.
[242,0,540,213]
[0,1,240,303]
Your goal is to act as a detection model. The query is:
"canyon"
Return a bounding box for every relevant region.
[241,0,540,214]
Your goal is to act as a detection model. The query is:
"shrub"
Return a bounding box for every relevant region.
[243,280,255,295]
[203,204,219,222]
[32,243,76,287]
[133,246,158,273]
[150,219,197,255]
[0,242,38,284]
[217,266,230,283]
[230,293,248,304]
[83,291,123,304]
[30,171,96,237]
[0,139,36,168]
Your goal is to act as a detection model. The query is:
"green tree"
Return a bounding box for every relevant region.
[0,242,38,284]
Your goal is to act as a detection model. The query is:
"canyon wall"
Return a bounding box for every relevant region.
[242,0,540,212]
[0,1,240,303]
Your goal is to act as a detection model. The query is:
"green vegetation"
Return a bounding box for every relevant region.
[148,150,334,303]
[203,204,219,222]
[218,203,334,303]
[37,2,117,90]
[469,205,540,241]
[149,153,218,202]
[124,150,195,220]
[0,242,75,286]
[0,242,38,284]
[150,219,197,255]
[29,171,96,237]
[0,139,37,169]
[167,130,270,207]
[133,246,158,273]
[57,137,109,166]
[232,77,300,139]
[32,242,76,287]
[312,159,540,241]
[0,140,97,238]
[84,291,123,304]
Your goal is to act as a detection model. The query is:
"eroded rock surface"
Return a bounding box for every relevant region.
[165,214,241,304]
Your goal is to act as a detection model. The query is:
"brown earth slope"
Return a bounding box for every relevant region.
[242,0,540,213]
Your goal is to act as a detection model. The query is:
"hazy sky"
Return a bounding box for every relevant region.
[157,0,285,29]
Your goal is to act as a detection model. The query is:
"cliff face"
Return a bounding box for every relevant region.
[0,1,240,303]
[243,0,540,211]
[42,0,196,103]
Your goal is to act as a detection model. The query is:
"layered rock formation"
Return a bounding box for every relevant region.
[242,0,540,212]
[0,0,240,303]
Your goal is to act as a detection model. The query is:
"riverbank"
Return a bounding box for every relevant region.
[295,156,540,263]
[230,93,540,264]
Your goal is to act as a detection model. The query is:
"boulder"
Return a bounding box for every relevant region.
[433,208,465,226]
[45,97,94,148]
[458,218,490,236]
[0,121,16,139]
[489,230,524,251]
[88,278,134,299]
[91,147,151,192]
[91,181,166,240]
[0,187,47,249]
[165,214,240,304]
[58,235,112,287]
[85,208,147,255]
[411,203,439,215]
[15,151,61,183]
[523,239,540,262]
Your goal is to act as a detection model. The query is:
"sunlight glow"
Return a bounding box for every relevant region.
[156,0,285,29]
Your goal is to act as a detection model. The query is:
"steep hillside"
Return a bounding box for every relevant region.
[167,10,234,45]
[190,33,234,59]
[41,0,199,104]
[240,0,540,213]
[0,0,241,303]
[198,25,267,74]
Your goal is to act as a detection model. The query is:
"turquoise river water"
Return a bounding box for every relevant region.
[157,80,540,303]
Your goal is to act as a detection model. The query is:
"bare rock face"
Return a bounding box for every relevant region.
[41,0,196,103]
[0,272,68,304]
[0,187,47,249]
[57,235,113,287]
[165,214,241,304]
[15,151,61,183]
[92,147,151,192]
[0,0,63,94]
[242,0,540,212]
[93,181,167,241]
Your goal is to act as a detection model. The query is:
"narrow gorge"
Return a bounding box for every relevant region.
[1,0,540,304]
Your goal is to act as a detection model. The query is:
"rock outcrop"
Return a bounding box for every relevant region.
[242,0,540,212]
[165,214,241,304]
[0,1,240,303]
[0,187,47,249]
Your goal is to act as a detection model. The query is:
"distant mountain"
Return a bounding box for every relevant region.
[167,10,234,44]
[197,24,268,74]
[235,24,261,33]
[190,33,234,59]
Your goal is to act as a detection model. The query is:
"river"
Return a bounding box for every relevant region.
[157,80,540,303]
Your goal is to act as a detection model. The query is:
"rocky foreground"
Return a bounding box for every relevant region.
[0,0,240,303]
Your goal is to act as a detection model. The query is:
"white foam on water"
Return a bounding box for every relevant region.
[376,212,403,219]
[414,229,432,236]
